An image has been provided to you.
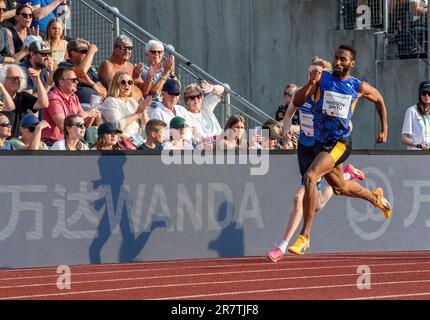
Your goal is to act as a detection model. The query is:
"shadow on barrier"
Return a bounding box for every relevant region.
[89,153,170,263]
[208,201,244,257]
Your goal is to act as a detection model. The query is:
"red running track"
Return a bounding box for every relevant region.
[0,251,429,300]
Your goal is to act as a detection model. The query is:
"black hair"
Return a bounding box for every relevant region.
[53,66,74,87]
[338,44,356,60]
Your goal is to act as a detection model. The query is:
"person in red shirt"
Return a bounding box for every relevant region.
[41,66,99,144]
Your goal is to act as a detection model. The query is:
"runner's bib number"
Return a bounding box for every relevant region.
[322,91,352,119]
[300,112,314,137]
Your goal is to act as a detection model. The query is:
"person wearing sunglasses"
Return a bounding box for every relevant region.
[9,113,49,150]
[0,64,48,138]
[18,0,66,37]
[0,0,15,64]
[99,71,153,150]
[50,114,89,150]
[20,40,54,94]
[98,35,146,101]
[149,78,193,141]
[401,80,430,150]
[42,66,100,145]
[45,17,67,67]
[140,40,176,102]
[0,112,15,150]
[6,4,34,61]
[59,38,107,106]
[182,80,225,145]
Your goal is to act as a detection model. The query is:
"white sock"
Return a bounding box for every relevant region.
[343,172,351,181]
[278,240,288,253]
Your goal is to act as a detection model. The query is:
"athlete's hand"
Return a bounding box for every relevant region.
[376,130,387,144]
[308,68,322,86]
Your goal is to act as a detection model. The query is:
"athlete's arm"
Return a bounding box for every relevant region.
[359,81,388,144]
[282,93,299,138]
[293,68,321,107]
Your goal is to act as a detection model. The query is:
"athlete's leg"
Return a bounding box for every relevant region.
[282,186,305,243]
[316,185,334,212]
[300,151,336,239]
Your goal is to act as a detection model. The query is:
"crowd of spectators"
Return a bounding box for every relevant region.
[0,1,297,151]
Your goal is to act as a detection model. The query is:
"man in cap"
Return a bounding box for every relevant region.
[149,78,193,140]
[9,113,50,150]
[98,34,147,100]
[20,40,54,94]
[0,112,15,150]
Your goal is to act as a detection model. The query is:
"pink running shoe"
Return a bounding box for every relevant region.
[267,247,284,262]
[344,164,365,181]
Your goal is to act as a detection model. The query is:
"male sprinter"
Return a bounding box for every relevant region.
[288,44,392,255]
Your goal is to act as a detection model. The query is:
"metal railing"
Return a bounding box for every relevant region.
[69,0,275,131]
[339,0,428,61]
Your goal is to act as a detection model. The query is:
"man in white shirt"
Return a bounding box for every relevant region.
[149,78,192,140]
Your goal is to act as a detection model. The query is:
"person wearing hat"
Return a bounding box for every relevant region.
[149,78,193,141]
[20,39,54,93]
[91,122,122,151]
[9,113,49,150]
[401,80,430,150]
[0,63,49,138]
[98,34,147,100]
[162,116,194,150]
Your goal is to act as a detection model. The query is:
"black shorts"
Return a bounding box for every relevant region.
[297,142,321,191]
[313,136,352,167]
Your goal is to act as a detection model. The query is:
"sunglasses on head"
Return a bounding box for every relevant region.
[120,79,134,86]
[20,13,34,19]
[187,94,202,101]
[72,122,85,129]
[0,121,12,128]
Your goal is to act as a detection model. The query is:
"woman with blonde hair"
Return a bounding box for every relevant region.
[45,17,68,67]
[99,71,152,150]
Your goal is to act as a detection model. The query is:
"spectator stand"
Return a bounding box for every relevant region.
[69,0,276,132]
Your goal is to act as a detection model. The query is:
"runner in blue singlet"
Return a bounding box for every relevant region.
[288,44,392,256]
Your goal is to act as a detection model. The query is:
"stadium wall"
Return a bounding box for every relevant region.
[102,0,427,150]
[0,152,428,268]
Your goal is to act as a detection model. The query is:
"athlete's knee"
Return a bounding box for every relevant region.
[332,184,348,196]
[303,171,318,188]
[293,193,303,209]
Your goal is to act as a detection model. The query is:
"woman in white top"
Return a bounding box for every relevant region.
[50,114,89,150]
[401,81,430,150]
[45,18,68,67]
[100,71,152,149]
[184,80,224,142]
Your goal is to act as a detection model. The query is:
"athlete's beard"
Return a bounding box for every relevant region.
[333,65,350,78]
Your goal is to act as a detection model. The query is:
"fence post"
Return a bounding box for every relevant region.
[112,7,120,38]
[338,0,345,30]
[428,8,430,80]
[223,83,231,125]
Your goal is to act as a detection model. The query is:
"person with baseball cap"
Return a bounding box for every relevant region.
[9,113,50,150]
[162,116,194,150]
[401,80,430,150]
[91,122,122,150]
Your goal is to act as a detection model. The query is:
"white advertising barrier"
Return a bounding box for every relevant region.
[0,151,428,268]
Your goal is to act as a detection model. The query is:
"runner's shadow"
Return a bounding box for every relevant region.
[208,201,244,257]
[89,153,169,263]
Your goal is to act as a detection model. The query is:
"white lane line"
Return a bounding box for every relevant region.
[1,251,428,274]
[1,260,430,283]
[151,279,430,300]
[1,268,429,292]
[3,274,430,301]
[341,292,430,300]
